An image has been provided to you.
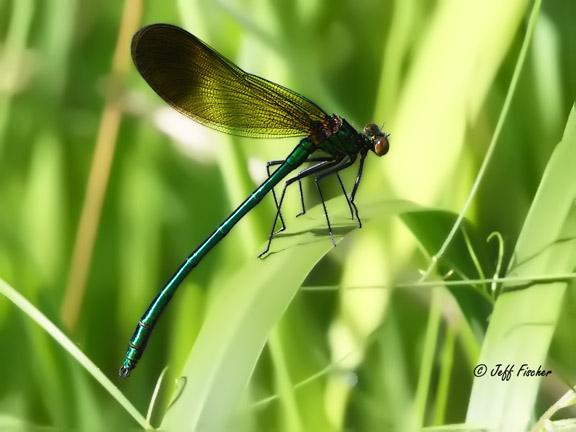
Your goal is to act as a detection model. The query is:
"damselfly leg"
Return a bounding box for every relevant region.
[267,157,354,222]
[260,154,361,257]
[259,158,342,257]
[266,160,288,233]
[313,155,357,245]
[334,173,355,220]
[295,158,354,219]
[349,150,368,228]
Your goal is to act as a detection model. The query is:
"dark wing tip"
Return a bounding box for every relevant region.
[131,23,190,70]
[131,24,158,71]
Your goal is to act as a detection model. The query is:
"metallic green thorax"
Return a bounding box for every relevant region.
[120,138,315,374]
[317,118,369,156]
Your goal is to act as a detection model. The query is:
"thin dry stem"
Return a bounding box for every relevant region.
[61,0,143,332]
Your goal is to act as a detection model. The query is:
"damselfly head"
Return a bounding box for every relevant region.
[363,123,390,157]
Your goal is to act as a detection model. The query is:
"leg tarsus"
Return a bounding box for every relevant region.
[313,155,358,244]
[295,156,332,218]
[352,202,362,228]
[267,160,286,231]
[335,172,355,220]
[296,179,306,217]
[259,184,287,258]
[314,177,336,246]
[349,150,367,228]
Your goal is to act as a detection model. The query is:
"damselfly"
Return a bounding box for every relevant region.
[120,24,389,377]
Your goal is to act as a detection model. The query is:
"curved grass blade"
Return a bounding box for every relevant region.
[466,103,576,431]
[0,278,150,429]
[161,197,417,431]
[401,210,494,335]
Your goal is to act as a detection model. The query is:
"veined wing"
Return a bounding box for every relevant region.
[131,24,329,138]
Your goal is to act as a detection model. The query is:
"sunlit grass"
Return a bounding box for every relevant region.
[0,0,575,431]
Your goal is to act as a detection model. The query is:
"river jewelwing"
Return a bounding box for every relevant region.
[120,23,390,377]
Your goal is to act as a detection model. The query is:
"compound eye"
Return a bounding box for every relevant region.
[374,135,389,156]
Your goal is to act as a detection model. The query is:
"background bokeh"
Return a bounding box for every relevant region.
[0,0,575,430]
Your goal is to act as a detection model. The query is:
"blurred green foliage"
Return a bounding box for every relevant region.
[0,0,575,430]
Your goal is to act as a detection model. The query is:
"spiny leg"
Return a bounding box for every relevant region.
[298,171,354,220]
[268,156,334,225]
[295,157,334,217]
[313,155,357,245]
[314,178,335,246]
[334,173,355,220]
[267,160,287,233]
[350,150,367,203]
[349,150,368,228]
[296,179,305,217]
[258,182,289,258]
[259,158,343,257]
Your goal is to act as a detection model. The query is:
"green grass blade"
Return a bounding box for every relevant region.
[413,0,538,281]
[0,278,150,429]
[0,0,34,156]
[401,210,493,335]
[387,0,531,206]
[433,324,456,425]
[415,288,443,427]
[161,198,417,431]
[466,103,576,430]
[267,329,303,431]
